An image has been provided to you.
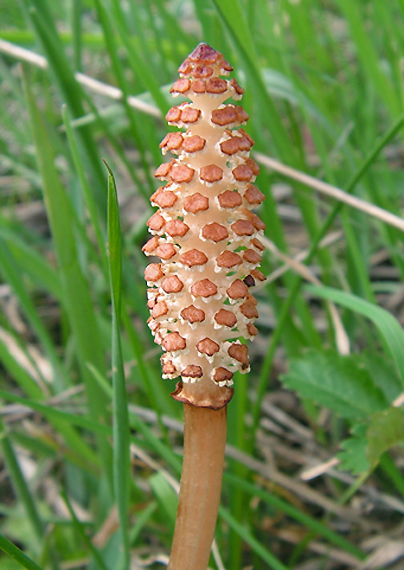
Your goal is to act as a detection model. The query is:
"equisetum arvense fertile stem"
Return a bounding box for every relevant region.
[144,43,266,570]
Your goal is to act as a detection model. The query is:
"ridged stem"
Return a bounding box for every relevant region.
[168,404,227,570]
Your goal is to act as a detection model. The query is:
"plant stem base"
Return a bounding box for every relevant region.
[168,404,227,570]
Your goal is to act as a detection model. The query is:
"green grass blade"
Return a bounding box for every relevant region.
[0,334,44,400]
[70,0,82,71]
[211,0,256,59]
[0,534,44,570]
[106,162,130,570]
[86,366,181,473]
[226,372,249,570]
[305,285,404,388]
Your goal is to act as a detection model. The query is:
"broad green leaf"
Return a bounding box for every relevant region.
[367,408,404,468]
[305,285,404,388]
[360,351,402,404]
[281,349,388,420]
[338,424,370,475]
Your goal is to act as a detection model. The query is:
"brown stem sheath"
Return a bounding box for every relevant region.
[168,404,227,570]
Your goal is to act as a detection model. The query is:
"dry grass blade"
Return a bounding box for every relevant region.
[255,153,404,232]
[264,230,343,284]
[0,39,161,118]
[263,238,350,355]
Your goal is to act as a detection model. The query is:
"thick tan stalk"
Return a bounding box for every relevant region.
[168,404,227,570]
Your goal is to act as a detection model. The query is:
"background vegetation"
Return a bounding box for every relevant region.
[0,0,404,569]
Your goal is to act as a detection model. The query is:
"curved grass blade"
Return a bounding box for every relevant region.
[210,0,295,160]
[305,285,404,387]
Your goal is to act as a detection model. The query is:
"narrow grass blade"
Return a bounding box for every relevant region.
[0,534,44,570]
[210,0,256,59]
[105,161,130,570]
[226,372,249,570]
[0,340,42,400]
[70,0,82,71]
[305,285,404,388]
[87,365,181,473]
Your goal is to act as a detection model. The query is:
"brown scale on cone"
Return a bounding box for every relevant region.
[144,43,266,410]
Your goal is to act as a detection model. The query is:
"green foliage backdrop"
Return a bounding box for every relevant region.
[0,1,404,569]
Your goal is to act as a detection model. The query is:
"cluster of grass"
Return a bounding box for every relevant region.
[0,0,404,569]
